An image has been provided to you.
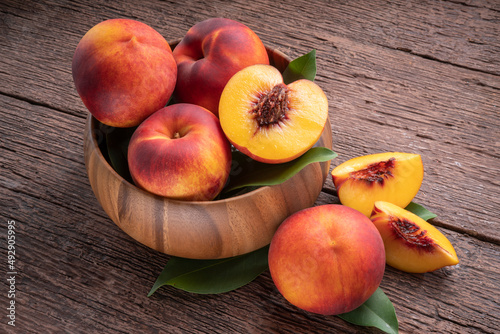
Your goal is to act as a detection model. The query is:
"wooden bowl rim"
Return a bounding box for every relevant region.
[86,115,290,206]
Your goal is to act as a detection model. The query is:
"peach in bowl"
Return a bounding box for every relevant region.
[82,43,332,260]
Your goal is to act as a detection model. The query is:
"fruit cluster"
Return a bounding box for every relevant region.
[72,18,328,201]
[73,17,458,320]
[268,152,459,316]
[331,152,459,274]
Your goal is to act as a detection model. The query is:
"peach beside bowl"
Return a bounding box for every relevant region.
[83,43,333,259]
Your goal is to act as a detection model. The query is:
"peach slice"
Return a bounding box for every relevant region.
[331,152,424,217]
[370,201,459,273]
[219,64,328,164]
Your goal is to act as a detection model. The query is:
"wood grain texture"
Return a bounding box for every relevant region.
[0,0,499,333]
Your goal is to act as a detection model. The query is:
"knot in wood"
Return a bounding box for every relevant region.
[252,83,289,126]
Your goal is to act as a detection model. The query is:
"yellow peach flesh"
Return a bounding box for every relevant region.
[331,152,424,216]
[219,64,328,164]
[370,201,459,273]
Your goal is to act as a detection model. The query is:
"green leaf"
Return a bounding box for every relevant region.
[405,202,437,221]
[221,147,337,195]
[148,245,270,296]
[338,287,399,334]
[282,49,317,84]
[106,126,136,183]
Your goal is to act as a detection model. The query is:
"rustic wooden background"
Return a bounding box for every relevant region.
[0,0,499,333]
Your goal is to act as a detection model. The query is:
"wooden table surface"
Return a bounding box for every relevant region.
[1,0,499,333]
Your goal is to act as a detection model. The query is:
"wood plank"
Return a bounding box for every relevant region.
[311,0,500,75]
[1,0,499,112]
[316,34,500,244]
[1,94,499,333]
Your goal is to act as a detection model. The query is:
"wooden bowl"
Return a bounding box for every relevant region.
[83,44,333,259]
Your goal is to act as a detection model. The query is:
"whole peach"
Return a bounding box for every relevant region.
[127,103,231,201]
[172,18,269,116]
[72,19,177,127]
[268,204,386,315]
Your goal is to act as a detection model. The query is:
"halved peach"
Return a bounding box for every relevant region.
[370,201,459,273]
[331,152,424,216]
[219,64,328,164]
